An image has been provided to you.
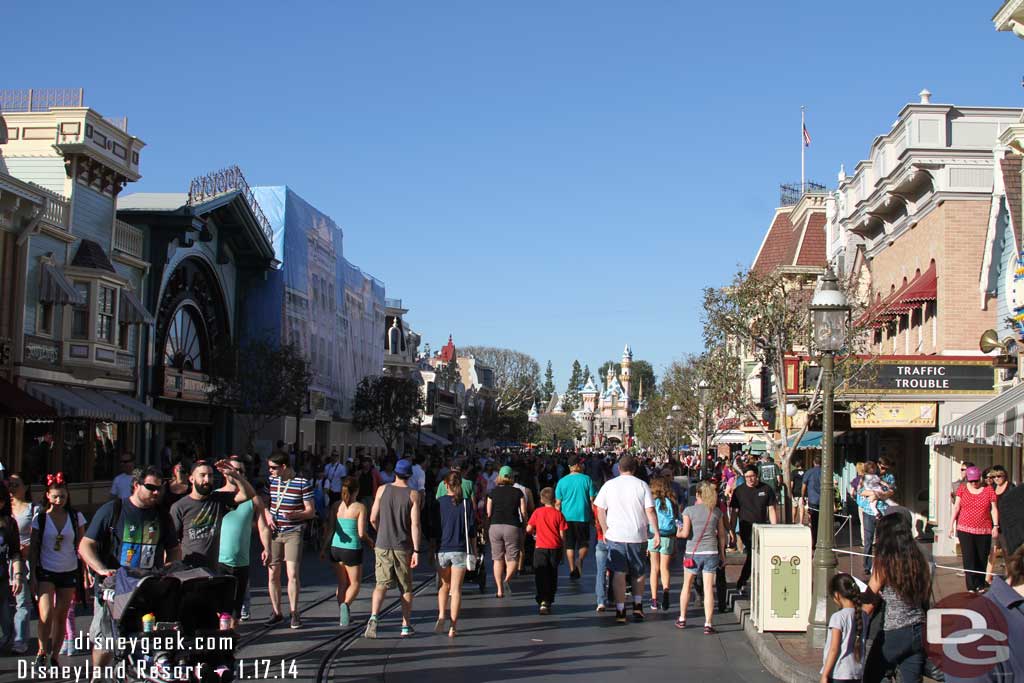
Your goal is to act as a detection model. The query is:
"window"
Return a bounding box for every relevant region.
[119,322,131,351]
[71,282,91,339]
[37,302,54,336]
[97,285,116,342]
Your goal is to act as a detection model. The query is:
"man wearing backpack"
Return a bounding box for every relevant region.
[79,467,180,668]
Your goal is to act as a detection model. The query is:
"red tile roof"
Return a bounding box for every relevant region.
[752,210,795,274]
[751,207,828,274]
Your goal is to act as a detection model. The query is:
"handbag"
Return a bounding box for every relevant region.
[464,499,479,572]
[683,509,714,569]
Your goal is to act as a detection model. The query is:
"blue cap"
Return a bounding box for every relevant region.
[395,459,413,478]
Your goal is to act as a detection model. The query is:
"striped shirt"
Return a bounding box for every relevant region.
[267,476,313,534]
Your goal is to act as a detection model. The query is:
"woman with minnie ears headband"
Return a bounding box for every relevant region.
[28,472,87,667]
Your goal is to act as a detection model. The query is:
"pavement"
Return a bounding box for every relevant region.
[2,538,781,683]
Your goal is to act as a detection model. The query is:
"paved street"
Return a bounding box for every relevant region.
[2,544,779,683]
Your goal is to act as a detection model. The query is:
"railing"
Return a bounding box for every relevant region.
[113,219,145,259]
[105,116,128,133]
[385,298,403,309]
[780,181,828,206]
[115,352,136,375]
[187,166,273,246]
[0,88,84,112]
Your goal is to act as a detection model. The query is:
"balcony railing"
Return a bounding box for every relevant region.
[0,88,84,112]
[385,298,403,309]
[187,166,273,246]
[113,219,145,259]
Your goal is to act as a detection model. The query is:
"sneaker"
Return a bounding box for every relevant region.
[264,612,284,627]
[400,624,415,638]
[240,606,250,622]
[649,600,659,612]
[660,589,670,612]
[596,604,606,613]
[539,602,550,615]
[290,613,302,630]
[340,603,350,627]
[632,604,645,622]
[364,616,379,639]
[615,608,627,624]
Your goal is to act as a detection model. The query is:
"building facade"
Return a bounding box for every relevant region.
[0,89,165,503]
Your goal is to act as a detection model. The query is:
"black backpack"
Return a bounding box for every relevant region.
[94,497,125,571]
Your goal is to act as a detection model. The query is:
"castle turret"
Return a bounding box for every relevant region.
[620,344,632,403]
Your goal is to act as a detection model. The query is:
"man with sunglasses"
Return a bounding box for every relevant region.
[80,467,180,668]
[263,453,315,629]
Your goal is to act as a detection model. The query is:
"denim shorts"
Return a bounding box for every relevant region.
[436,551,468,570]
[684,553,721,575]
[606,541,647,575]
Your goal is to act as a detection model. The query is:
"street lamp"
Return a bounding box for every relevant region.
[458,412,468,453]
[807,266,850,648]
[670,404,681,463]
[697,380,709,480]
[665,413,674,457]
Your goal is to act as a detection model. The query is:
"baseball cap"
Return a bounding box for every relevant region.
[964,466,982,482]
[395,459,413,478]
[499,465,513,478]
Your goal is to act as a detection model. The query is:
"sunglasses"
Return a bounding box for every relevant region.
[268,465,282,471]
[141,482,162,493]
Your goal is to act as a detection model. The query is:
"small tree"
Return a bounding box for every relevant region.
[541,361,556,404]
[563,360,584,412]
[352,375,425,456]
[537,412,582,447]
[208,338,313,454]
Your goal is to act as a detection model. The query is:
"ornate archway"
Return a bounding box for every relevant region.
[155,257,230,401]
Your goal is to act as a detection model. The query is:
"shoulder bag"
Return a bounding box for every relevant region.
[463,499,478,572]
[684,509,714,569]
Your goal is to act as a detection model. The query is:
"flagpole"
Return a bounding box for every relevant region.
[801,106,806,194]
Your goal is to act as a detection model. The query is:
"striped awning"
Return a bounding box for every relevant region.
[0,380,57,418]
[26,383,121,420]
[119,289,154,324]
[925,382,1024,447]
[100,391,171,423]
[39,263,86,305]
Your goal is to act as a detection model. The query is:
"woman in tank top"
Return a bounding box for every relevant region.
[321,477,372,627]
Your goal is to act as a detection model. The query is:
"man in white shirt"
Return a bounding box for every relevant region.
[594,454,659,625]
[323,451,346,505]
[409,454,426,493]
[109,452,136,499]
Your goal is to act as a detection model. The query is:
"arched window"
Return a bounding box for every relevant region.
[164,305,207,372]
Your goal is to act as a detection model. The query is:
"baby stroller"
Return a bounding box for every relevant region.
[106,565,237,683]
[465,526,488,593]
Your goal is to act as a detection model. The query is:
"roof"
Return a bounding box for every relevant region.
[1002,155,1023,244]
[751,207,828,275]
[117,193,189,211]
[71,239,116,273]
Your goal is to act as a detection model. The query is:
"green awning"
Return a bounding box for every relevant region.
[787,431,823,450]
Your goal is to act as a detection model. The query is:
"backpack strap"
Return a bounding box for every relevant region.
[101,497,124,569]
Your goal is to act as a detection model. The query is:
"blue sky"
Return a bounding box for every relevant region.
[8,1,1021,390]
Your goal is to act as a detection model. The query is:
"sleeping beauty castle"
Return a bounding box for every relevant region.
[530,345,642,447]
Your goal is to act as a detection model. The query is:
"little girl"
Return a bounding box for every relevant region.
[648,476,678,612]
[820,573,864,683]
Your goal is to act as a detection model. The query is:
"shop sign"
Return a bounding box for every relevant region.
[163,370,212,401]
[740,418,771,432]
[850,401,937,428]
[23,336,60,367]
[792,356,995,395]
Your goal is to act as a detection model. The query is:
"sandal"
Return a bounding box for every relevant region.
[448,626,457,638]
[434,618,446,633]
[704,624,717,635]
[674,617,686,629]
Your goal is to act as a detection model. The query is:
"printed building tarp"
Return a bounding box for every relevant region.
[245,186,385,419]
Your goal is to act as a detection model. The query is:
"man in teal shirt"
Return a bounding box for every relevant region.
[555,455,598,580]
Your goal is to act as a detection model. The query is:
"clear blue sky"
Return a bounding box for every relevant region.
[9,1,1021,391]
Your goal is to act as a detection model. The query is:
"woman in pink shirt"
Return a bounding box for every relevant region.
[949,465,999,593]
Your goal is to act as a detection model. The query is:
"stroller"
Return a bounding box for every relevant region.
[465,526,488,593]
[106,565,237,683]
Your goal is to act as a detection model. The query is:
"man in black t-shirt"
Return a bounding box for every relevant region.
[728,466,778,592]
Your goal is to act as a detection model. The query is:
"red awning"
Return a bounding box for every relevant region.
[0,380,57,419]
[897,263,937,305]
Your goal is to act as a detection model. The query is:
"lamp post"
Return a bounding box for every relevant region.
[459,412,468,454]
[697,380,709,480]
[670,404,681,464]
[665,413,674,459]
[807,266,850,648]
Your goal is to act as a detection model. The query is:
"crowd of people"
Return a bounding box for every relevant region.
[1,442,1022,683]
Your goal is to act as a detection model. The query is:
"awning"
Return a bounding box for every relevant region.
[39,263,86,305]
[100,391,172,423]
[925,382,1024,447]
[787,431,823,450]
[744,440,769,454]
[417,430,452,447]
[711,430,751,445]
[119,289,154,325]
[897,263,937,306]
[0,380,57,418]
[26,383,141,422]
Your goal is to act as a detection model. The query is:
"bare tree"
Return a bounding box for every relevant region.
[460,346,541,413]
[208,339,313,455]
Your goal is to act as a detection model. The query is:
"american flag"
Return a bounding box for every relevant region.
[803,123,812,147]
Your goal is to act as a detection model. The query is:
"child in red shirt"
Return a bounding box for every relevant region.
[526,487,567,614]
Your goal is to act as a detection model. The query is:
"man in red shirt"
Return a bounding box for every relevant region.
[526,487,567,614]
